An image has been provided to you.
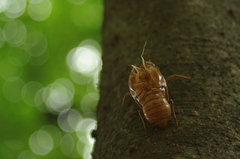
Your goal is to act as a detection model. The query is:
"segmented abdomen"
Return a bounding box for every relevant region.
[135,88,171,129]
[129,63,171,129]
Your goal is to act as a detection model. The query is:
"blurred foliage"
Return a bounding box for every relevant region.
[0,0,103,158]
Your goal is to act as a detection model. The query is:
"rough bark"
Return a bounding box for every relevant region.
[93,0,240,158]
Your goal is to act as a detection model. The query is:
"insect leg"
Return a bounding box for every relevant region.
[166,75,192,84]
[122,92,131,105]
[138,109,148,136]
[164,85,178,127]
[131,65,140,83]
[169,99,178,127]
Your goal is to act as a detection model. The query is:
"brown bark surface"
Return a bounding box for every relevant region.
[93,0,240,158]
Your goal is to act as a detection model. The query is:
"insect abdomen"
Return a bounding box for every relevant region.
[140,92,171,129]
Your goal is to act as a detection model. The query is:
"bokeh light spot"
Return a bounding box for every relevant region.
[60,134,74,156]
[3,20,26,46]
[76,48,98,72]
[8,45,31,66]
[25,32,40,48]
[69,70,91,85]
[80,93,99,113]
[0,0,8,13]
[40,125,62,149]
[46,86,71,113]
[88,3,103,27]
[67,39,102,77]
[25,32,47,56]
[0,0,103,158]
[24,31,49,66]
[87,75,99,93]
[76,118,96,158]
[43,78,74,114]
[4,0,26,19]
[83,143,94,159]
[34,88,45,112]
[18,150,40,159]
[3,78,25,102]
[85,119,96,145]
[28,0,52,21]
[76,119,96,141]
[28,0,44,3]
[5,139,24,149]
[58,109,82,132]
[29,130,53,155]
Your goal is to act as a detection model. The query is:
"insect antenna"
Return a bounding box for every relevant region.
[141,36,149,70]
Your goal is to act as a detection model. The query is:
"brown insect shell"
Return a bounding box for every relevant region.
[128,61,171,129]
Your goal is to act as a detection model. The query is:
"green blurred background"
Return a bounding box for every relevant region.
[0,0,103,158]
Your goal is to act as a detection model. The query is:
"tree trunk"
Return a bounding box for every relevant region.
[93,0,240,158]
